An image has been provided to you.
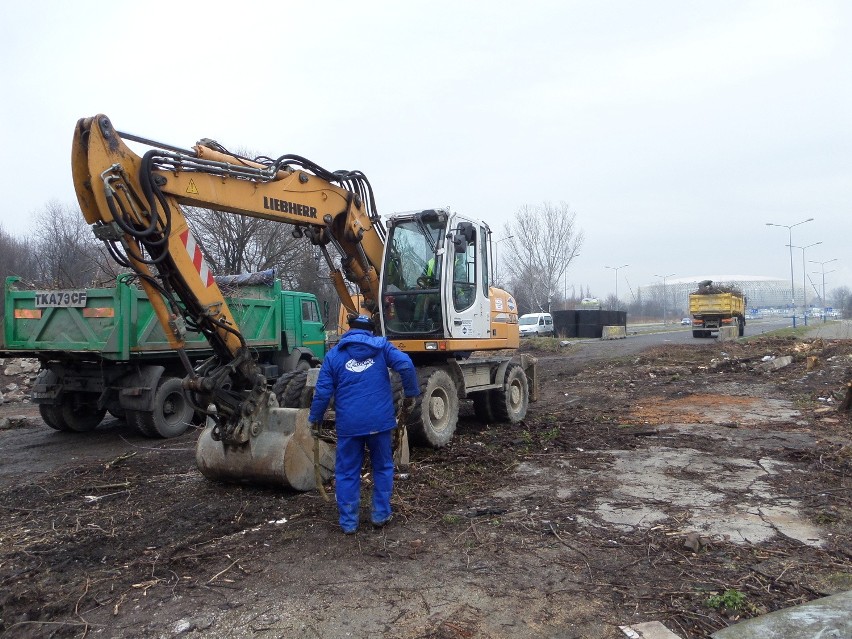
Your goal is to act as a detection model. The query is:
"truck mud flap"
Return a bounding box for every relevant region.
[117,366,165,412]
[196,405,334,491]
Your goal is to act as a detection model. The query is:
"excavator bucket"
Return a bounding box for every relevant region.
[196,404,335,490]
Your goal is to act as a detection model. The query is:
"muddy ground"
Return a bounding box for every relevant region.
[0,335,850,638]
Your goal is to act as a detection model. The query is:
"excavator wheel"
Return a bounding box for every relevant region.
[408,368,459,448]
[390,370,404,414]
[283,371,310,408]
[491,364,529,424]
[60,396,106,432]
[272,371,301,406]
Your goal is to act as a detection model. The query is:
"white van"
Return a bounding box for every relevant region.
[518,312,554,337]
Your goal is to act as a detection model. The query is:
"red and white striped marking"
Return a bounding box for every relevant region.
[180,230,214,287]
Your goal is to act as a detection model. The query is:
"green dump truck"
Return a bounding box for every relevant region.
[688,280,746,338]
[0,272,326,437]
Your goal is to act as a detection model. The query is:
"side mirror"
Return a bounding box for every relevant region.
[453,236,468,254]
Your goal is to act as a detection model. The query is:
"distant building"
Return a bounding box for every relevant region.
[639,276,800,311]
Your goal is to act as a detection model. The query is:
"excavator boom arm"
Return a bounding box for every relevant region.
[72,114,385,444]
[73,116,384,354]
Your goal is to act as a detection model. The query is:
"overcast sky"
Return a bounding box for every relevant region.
[1,0,849,300]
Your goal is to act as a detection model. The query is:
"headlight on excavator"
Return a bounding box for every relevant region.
[424,341,447,351]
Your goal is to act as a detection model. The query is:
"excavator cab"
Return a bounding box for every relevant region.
[380,209,492,345]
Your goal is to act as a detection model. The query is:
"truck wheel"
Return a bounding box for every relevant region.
[738,318,745,337]
[60,398,106,432]
[39,404,70,432]
[136,377,195,438]
[34,370,71,431]
[408,369,459,448]
[128,410,158,437]
[491,364,529,423]
[472,391,495,423]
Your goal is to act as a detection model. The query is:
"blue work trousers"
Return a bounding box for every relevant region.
[335,430,394,532]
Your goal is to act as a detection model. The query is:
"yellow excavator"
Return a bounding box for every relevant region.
[71,114,536,489]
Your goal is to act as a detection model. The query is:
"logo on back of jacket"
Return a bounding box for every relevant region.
[345,358,375,373]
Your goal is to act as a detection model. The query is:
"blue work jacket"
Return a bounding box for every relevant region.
[308,329,420,436]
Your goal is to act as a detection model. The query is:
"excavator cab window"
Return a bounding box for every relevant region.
[452,227,477,312]
[382,214,446,337]
[480,226,489,296]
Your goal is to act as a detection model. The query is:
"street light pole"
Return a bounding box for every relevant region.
[604,264,628,310]
[653,273,675,325]
[766,217,813,327]
[809,258,838,322]
[787,241,821,326]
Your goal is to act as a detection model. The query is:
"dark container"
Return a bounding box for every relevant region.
[553,310,577,338]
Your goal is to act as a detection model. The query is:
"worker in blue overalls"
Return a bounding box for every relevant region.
[309,314,420,534]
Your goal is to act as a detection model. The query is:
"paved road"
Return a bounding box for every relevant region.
[549,318,847,366]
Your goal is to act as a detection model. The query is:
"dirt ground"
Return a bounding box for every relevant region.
[1,335,850,638]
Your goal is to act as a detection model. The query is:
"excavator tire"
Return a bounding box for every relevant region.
[60,397,106,432]
[408,368,459,448]
[390,370,404,414]
[491,364,529,424]
[284,371,310,408]
[272,371,301,406]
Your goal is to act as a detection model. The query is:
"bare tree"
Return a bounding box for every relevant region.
[31,200,120,287]
[0,225,36,282]
[183,206,305,276]
[0,224,38,322]
[182,206,338,320]
[830,286,851,318]
[502,202,584,312]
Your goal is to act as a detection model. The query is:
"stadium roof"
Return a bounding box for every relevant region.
[664,275,785,285]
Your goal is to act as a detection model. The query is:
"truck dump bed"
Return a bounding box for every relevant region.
[2,276,281,360]
[688,292,745,316]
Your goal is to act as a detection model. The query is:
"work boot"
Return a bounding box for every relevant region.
[371,514,392,528]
